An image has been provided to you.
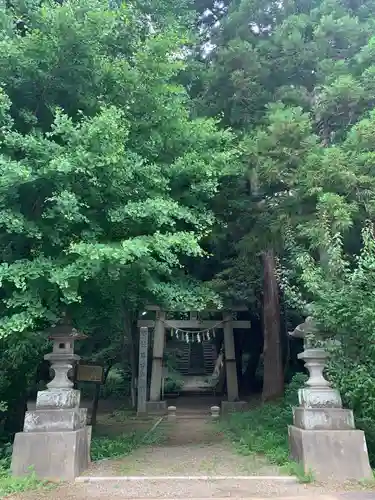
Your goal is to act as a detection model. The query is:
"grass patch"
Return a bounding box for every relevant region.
[91,421,165,461]
[220,374,314,483]
[0,468,53,498]
[220,403,297,467]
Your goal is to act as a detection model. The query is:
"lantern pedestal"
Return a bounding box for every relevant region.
[11,319,90,480]
[11,427,89,481]
[288,345,372,481]
[288,426,371,481]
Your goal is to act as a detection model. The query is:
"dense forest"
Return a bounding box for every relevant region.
[1,0,375,461]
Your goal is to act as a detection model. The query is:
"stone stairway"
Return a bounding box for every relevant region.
[168,340,217,376]
[203,342,216,374]
[177,343,190,375]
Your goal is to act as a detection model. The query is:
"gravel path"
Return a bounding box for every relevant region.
[84,417,280,477]
[5,414,375,500]
[5,479,375,500]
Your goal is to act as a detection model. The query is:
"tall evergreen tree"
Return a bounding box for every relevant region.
[198,0,375,399]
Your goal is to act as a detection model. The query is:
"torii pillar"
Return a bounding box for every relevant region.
[221,311,246,414]
[146,310,167,414]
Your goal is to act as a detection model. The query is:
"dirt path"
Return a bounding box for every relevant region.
[84,415,281,477]
[6,479,375,500]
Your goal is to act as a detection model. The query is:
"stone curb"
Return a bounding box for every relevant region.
[76,475,298,483]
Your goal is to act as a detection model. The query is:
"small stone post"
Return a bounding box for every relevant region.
[11,317,91,480]
[167,406,177,420]
[288,317,372,481]
[210,405,220,420]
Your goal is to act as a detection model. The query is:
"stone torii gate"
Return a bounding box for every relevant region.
[137,306,251,413]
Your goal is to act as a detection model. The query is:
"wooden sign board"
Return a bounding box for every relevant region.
[76,364,104,384]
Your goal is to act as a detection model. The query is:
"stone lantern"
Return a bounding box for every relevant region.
[45,320,87,389]
[288,315,372,481]
[11,316,91,480]
[289,316,342,408]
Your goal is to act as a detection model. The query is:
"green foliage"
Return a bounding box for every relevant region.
[0,0,235,341]
[0,440,12,471]
[163,372,184,393]
[0,332,48,436]
[0,0,236,432]
[162,350,184,393]
[100,368,132,400]
[284,223,375,420]
[196,0,375,435]
[220,374,312,482]
[357,418,375,467]
[0,469,48,498]
[225,404,291,462]
[196,0,375,310]
[3,0,375,478]
[91,428,164,461]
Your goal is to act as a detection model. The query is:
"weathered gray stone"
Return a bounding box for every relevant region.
[79,407,88,426]
[299,386,342,408]
[293,407,355,430]
[11,428,89,481]
[12,321,90,481]
[288,425,372,481]
[167,406,177,420]
[221,401,246,414]
[137,327,149,415]
[24,409,84,432]
[36,389,81,409]
[86,425,92,464]
[210,405,220,419]
[146,400,167,414]
[297,348,342,408]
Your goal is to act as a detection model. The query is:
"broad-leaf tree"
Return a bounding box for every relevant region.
[0,0,235,422]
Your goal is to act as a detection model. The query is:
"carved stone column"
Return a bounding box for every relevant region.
[297,348,342,409]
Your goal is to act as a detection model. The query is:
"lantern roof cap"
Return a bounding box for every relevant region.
[289,316,317,339]
[46,314,87,341]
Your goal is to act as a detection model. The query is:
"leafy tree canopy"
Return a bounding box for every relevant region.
[197,0,375,306]
[0,0,236,343]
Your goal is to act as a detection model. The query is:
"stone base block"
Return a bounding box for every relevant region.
[11,428,89,480]
[24,408,86,432]
[288,425,372,481]
[298,386,342,408]
[221,401,246,414]
[145,400,167,414]
[292,407,355,430]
